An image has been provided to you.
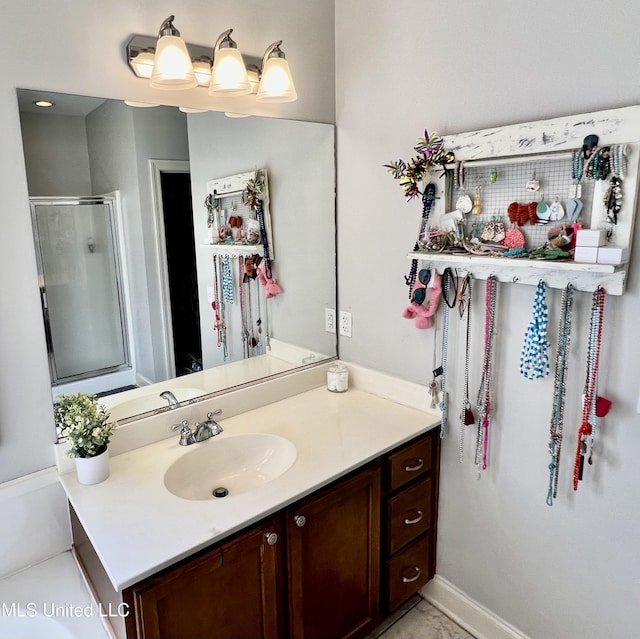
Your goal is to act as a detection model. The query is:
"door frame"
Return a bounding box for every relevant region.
[149,159,191,380]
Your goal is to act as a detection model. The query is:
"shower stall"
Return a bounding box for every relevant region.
[30,195,133,391]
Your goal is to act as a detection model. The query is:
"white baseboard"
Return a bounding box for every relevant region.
[421,575,531,639]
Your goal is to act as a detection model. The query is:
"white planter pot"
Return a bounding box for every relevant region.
[75,448,110,485]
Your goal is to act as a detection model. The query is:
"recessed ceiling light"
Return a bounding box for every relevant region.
[33,100,55,108]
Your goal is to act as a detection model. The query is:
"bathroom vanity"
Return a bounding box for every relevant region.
[61,387,440,639]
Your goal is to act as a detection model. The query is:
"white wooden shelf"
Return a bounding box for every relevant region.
[408,250,628,295]
[201,243,264,257]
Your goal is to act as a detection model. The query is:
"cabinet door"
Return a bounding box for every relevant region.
[287,464,381,639]
[128,517,284,639]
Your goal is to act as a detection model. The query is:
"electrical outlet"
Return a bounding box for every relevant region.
[325,308,336,333]
[339,311,352,337]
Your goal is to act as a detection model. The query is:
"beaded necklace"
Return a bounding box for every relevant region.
[459,275,474,463]
[573,286,605,491]
[546,283,574,506]
[475,275,498,474]
[520,281,550,380]
[406,183,436,296]
[212,255,227,356]
[239,256,249,358]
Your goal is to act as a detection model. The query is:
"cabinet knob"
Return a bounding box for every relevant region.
[401,566,421,583]
[294,514,306,528]
[403,510,424,526]
[404,458,424,473]
[265,532,278,546]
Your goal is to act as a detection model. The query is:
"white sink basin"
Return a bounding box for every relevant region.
[163,433,297,500]
[105,387,205,422]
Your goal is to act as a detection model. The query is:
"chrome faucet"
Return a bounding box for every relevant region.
[160,390,178,407]
[193,410,224,442]
[171,410,223,446]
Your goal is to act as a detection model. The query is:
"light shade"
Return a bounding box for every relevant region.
[150,17,197,90]
[130,50,155,79]
[208,31,251,97]
[193,58,212,87]
[256,43,297,103]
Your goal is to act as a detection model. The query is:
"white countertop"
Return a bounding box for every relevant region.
[60,386,440,592]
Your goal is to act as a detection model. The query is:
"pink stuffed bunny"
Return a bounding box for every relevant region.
[402,272,442,329]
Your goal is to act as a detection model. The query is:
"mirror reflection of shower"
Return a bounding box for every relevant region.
[30,195,134,397]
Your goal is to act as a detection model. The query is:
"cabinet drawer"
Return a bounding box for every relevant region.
[387,435,432,492]
[385,533,431,612]
[386,477,431,555]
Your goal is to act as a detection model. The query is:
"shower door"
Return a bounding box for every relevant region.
[30,196,131,385]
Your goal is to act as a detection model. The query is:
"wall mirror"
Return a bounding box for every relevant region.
[17,88,337,431]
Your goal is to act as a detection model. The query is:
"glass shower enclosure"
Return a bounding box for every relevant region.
[30,195,131,386]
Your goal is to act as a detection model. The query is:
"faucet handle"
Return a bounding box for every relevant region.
[171,420,194,446]
[205,410,223,435]
[171,420,190,433]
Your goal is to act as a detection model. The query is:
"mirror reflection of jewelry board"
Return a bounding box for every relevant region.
[206,169,274,258]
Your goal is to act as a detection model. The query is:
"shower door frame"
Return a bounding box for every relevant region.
[30,193,133,386]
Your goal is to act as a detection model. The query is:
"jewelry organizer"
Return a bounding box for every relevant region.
[203,169,273,257]
[409,106,640,295]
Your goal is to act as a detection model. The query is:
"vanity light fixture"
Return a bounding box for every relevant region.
[125,16,297,103]
[208,29,250,96]
[255,41,297,103]
[129,49,155,79]
[149,16,198,90]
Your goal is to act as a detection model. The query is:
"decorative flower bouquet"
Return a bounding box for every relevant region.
[385,130,454,200]
[55,392,117,459]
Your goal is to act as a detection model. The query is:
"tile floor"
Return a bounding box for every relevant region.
[0,552,473,639]
[372,596,474,639]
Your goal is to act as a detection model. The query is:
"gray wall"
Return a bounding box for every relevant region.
[0,0,335,481]
[335,1,640,638]
[19,112,92,195]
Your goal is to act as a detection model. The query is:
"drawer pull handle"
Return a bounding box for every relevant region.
[402,566,421,583]
[404,458,424,473]
[404,510,423,525]
[294,515,306,528]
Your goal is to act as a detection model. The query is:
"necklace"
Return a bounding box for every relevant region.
[475,275,498,474]
[239,256,249,358]
[212,255,227,355]
[546,283,574,506]
[459,275,474,463]
[573,287,605,491]
[520,281,550,380]
[438,269,456,439]
[406,183,436,295]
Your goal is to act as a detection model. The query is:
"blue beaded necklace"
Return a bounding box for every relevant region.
[520,281,550,380]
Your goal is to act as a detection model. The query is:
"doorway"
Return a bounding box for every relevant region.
[155,168,202,377]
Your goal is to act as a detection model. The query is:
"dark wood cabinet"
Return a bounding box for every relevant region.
[286,463,381,639]
[127,518,284,639]
[71,429,439,639]
[381,430,440,614]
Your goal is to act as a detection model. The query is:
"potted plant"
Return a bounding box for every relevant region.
[55,392,117,485]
